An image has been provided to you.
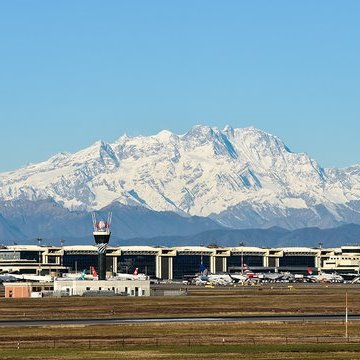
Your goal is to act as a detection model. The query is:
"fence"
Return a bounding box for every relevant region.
[1,335,360,349]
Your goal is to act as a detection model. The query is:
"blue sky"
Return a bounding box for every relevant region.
[0,1,359,171]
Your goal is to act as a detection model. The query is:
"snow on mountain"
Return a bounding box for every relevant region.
[0,125,360,229]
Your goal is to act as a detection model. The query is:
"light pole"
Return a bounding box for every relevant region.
[318,242,323,272]
[239,242,245,274]
[200,243,204,266]
[60,239,65,267]
[345,290,348,339]
[13,241,17,259]
[37,238,42,275]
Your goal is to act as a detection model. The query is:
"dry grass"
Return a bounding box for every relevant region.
[0,284,357,320]
[1,344,360,360]
[0,321,358,343]
[0,284,359,359]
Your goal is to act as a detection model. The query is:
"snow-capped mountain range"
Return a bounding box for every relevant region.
[1,125,360,230]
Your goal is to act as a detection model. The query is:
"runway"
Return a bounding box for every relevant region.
[0,314,359,327]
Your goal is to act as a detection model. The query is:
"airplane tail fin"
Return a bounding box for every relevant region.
[243,264,256,278]
[243,264,251,274]
[78,270,86,280]
[307,266,313,275]
[91,266,98,278]
[133,267,139,276]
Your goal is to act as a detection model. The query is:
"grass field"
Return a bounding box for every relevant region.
[0,284,357,320]
[1,284,359,359]
[1,344,360,360]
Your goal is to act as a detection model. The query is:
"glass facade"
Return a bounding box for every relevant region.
[106,256,113,272]
[0,251,20,260]
[215,257,224,273]
[2,248,326,279]
[161,257,169,279]
[227,255,263,271]
[342,249,360,254]
[47,256,58,264]
[117,255,156,277]
[20,251,40,262]
[63,254,98,272]
[172,255,210,279]
[279,256,315,267]
[268,257,276,267]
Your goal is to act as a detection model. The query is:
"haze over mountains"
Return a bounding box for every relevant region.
[0,125,360,247]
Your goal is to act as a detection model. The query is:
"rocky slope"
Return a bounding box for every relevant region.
[1,125,360,230]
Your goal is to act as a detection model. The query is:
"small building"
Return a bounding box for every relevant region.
[4,282,54,298]
[53,279,150,297]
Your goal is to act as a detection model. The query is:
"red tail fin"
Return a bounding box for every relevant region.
[307,266,313,275]
[91,266,98,278]
[133,267,139,276]
[243,264,256,278]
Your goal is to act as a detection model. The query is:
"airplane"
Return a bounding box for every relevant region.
[193,267,234,286]
[57,267,98,281]
[258,272,299,283]
[0,270,54,282]
[230,264,259,283]
[306,267,344,283]
[257,272,284,282]
[230,273,248,283]
[4,274,53,282]
[0,274,20,283]
[111,268,148,281]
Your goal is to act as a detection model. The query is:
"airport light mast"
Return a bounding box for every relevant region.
[37,237,43,275]
[318,242,323,272]
[60,239,65,267]
[92,212,112,280]
[239,242,245,274]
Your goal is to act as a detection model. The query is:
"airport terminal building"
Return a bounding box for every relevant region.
[0,244,360,279]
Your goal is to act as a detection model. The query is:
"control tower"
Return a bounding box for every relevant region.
[92,212,112,280]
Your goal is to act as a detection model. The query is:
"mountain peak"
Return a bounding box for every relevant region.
[1,124,360,230]
[153,129,175,141]
[223,124,234,137]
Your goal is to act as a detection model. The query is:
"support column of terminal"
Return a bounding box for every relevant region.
[156,256,162,279]
[112,256,118,274]
[210,256,216,274]
[168,257,173,280]
[315,251,322,270]
[263,254,269,267]
[223,257,227,272]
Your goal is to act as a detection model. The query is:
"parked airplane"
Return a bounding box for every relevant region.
[57,267,98,281]
[258,272,299,283]
[230,264,259,283]
[0,274,20,282]
[193,267,234,286]
[257,272,284,282]
[230,273,248,283]
[8,274,53,282]
[111,268,147,281]
[307,268,344,283]
[0,270,53,282]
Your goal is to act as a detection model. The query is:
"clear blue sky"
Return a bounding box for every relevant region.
[0,1,359,171]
